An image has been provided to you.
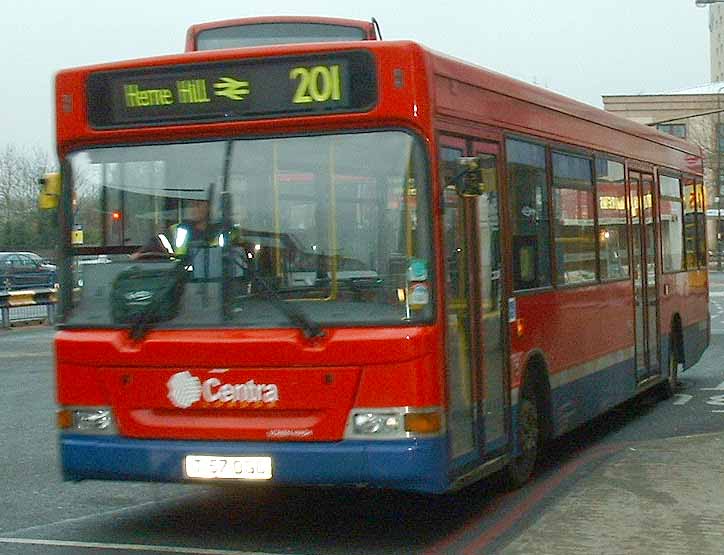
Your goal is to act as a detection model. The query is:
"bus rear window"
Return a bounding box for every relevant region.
[196,23,367,50]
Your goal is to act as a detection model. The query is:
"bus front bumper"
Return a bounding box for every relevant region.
[59,434,450,494]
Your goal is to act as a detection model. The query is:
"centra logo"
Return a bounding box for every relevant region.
[167,371,279,409]
[167,371,202,408]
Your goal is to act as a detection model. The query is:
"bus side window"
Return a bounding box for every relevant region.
[695,181,707,268]
[506,139,551,290]
[596,159,629,280]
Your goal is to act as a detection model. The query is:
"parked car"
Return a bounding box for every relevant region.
[0,252,57,291]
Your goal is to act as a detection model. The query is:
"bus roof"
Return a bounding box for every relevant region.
[425,47,701,162]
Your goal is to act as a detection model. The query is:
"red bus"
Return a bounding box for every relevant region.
[53,32,708,494]
[184,16,380,52]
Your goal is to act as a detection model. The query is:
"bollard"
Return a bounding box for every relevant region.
[1,306,9,329]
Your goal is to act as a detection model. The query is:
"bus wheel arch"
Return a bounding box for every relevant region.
[504,352,552,488]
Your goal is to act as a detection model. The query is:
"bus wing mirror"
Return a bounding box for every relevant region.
[38,172,61,210]
[450,157,485,197]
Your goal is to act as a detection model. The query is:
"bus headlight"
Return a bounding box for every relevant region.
[353,412,403,435]
[57,407,117,434]
[344,407,443,439]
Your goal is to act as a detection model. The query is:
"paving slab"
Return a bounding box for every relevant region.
[501,433,724,554]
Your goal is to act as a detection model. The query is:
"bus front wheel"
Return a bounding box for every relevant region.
[503,384,540,488]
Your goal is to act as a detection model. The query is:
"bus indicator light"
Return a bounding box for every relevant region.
[62,94,73,113]
[57,409,73,429]
[404,412,442,434]
[393,68,404,89]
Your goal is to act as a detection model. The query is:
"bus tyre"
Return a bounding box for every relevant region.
[504,384,540,489]
[662,337,679,399]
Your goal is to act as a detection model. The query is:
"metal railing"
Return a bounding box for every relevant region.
[0,288,57,328]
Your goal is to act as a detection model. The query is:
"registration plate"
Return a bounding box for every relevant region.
[184,455,272,480]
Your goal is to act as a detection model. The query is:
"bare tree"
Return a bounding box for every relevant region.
[0,145,56,251]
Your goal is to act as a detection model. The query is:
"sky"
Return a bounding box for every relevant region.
[0,0,712,157]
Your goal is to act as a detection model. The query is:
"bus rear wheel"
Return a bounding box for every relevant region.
[503,384,540,488]
[662,335,680,399]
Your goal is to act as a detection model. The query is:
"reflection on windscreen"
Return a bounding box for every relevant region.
[196,23,366,50]
[67,131,433,330]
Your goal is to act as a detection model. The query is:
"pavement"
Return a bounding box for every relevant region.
[500,432,724,554]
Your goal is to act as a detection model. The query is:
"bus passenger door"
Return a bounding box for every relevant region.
[440,136,509,472]
[472,141,509,455]
[629,171,660,382]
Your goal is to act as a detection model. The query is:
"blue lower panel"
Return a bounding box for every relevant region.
[60,435,450,494]
[683,320,709,370]
[551,358,636,436]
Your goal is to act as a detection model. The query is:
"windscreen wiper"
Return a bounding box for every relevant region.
[242,267,325,340]
[252,274,324,339]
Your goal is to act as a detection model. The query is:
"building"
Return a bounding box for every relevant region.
[602,85,722,261]
[710,4,724,81]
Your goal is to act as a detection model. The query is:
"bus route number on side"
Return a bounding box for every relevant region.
[290,65,342,104]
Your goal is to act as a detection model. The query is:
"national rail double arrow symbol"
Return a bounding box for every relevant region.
[213,77,251,101]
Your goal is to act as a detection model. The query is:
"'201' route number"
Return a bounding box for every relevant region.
[290,65,342,104]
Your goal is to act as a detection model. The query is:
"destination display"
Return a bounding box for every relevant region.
[87,51,376,128]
